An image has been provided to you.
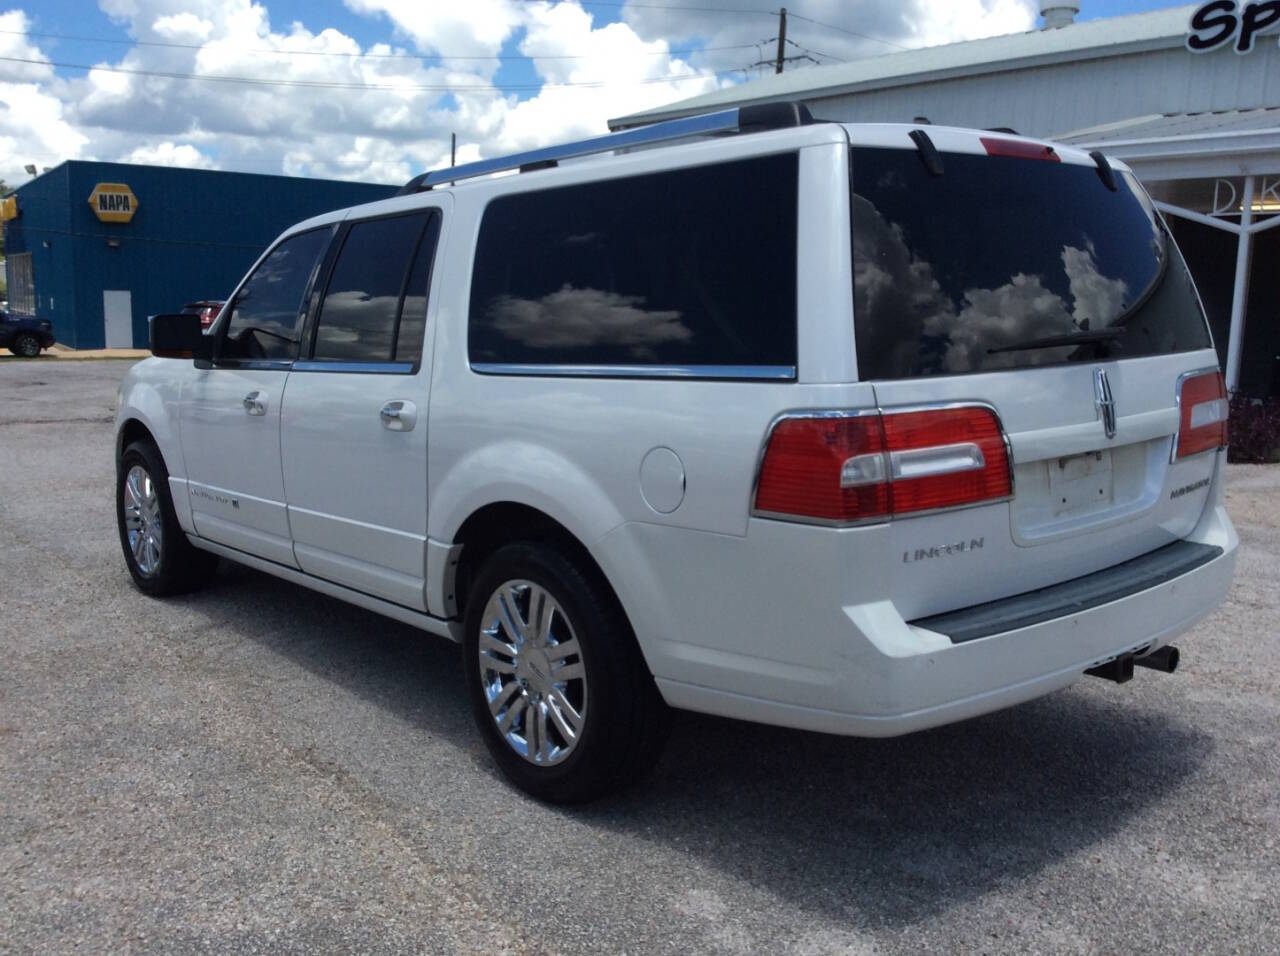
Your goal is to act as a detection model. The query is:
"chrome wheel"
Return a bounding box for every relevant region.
[478,580,587,766]
[123,465,163,576]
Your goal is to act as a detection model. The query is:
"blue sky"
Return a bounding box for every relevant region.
[0,1,1199,184]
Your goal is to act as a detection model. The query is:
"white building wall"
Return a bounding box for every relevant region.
[794,45,1280,138]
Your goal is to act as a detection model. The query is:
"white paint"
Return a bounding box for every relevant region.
[114,121,1240,742]
[102,289,132,348]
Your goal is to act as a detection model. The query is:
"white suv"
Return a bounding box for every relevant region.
[116,104,1238,802]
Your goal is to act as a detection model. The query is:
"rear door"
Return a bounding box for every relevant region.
[279,205,445,610]
[849,135,1223,620]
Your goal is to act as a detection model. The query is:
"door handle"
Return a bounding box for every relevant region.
[380,400,417,432]
[242,391,267,416]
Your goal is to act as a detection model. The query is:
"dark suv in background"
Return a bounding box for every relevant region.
[0,310,55,356]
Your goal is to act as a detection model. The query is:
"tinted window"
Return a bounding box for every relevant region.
[395,213,441,363]
[851,147,1212,379]
[468,154,798,369]
[223,228,329,361]
[312,212,435,363]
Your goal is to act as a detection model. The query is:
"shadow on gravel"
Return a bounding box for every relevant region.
[586,695,1211,928]
[182,561,473,737]
[190,561,1212,930]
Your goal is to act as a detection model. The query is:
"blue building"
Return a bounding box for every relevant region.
[2,161,396,349]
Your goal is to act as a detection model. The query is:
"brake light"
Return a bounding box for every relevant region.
[1174,369,1228,461]
[980,137,1061,162]
[754,406,1012,524]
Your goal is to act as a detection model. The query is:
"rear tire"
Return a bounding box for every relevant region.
[10,333,41,357]
[463,541,670,803]
[116,439,217,596]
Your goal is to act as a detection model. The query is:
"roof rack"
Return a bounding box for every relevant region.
[395,101,815,195]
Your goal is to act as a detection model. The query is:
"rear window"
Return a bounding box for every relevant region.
[851,146,1212,379]
[468,153,798,372]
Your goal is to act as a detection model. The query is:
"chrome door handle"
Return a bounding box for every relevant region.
[380,400,417,432]
[242,391,267,416]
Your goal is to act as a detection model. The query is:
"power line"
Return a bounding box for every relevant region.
[785,38,845,64]
[0,27,755,61]
[785,12,910,50]
[0,54,724,93]
[514,1,776,12]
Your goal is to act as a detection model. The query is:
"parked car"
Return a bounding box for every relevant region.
[115,104,1238,802]
[1,309,55,356]
[181,300,224,331]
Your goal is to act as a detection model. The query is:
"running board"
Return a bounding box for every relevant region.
[187,535,462,642]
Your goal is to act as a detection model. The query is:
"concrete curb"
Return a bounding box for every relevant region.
[1,347,149,361]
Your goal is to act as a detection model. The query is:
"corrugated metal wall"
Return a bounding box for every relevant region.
[4,162,395,349]
[811,45,1280,139]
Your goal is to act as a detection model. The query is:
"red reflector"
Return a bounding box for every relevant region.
[980,137,1061,162]
[754,406,1012,525]
[1175,370,1228,461]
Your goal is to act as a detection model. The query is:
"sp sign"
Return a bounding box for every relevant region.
[1187,1,1280,54]
[88,183,139,223]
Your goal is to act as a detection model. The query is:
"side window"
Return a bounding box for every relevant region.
[223,228,330,362]
[467,153,799,370]
[395,213,442,363]
[311,211,439,364]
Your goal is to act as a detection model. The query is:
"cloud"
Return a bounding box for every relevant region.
[485,285,690,354]
[0,12,89,178]
[0,0,1038,187]
[122,141,216,168]
[622,0,1038,78]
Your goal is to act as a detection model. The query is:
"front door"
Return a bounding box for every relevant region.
[180,226,333,567]
[280,208,443,610]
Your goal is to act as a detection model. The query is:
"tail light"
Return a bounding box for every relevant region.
[1174,369,1228,461]
[754,405,1012,525]
[980,137,1060,162]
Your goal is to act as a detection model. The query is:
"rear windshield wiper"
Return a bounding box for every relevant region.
[987,327,1126,355]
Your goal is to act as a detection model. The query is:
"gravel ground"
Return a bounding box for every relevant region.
[1,359,1277,955]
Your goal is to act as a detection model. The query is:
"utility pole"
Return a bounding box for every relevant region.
[451,133,457,167]
[775,7,787,74]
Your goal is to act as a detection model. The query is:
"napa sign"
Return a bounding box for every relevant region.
[1188,1,1280,53]
[88,182,139,224]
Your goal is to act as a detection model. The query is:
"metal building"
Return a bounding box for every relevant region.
[613,2,1280,397]
[2,161,395,349]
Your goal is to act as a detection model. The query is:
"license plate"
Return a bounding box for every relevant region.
[1049,449,1114,517]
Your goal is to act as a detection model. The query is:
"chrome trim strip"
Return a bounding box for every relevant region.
[1094,367,1117,440]
[471,363,797,381]
[415,108,743,190]
[292,360,416,375]
[1172,365,1227,463]
[185,535,460,641]
[212,359,293,372]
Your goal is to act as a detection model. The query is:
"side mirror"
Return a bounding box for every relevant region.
[149,313,213,362]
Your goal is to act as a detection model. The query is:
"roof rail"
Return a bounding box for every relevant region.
[395,101,815,195]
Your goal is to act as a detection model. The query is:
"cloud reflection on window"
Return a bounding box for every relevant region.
[485,285,691,359]
[853,195,1133,374]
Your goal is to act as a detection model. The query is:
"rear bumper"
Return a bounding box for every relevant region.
[629,501,1237,738]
